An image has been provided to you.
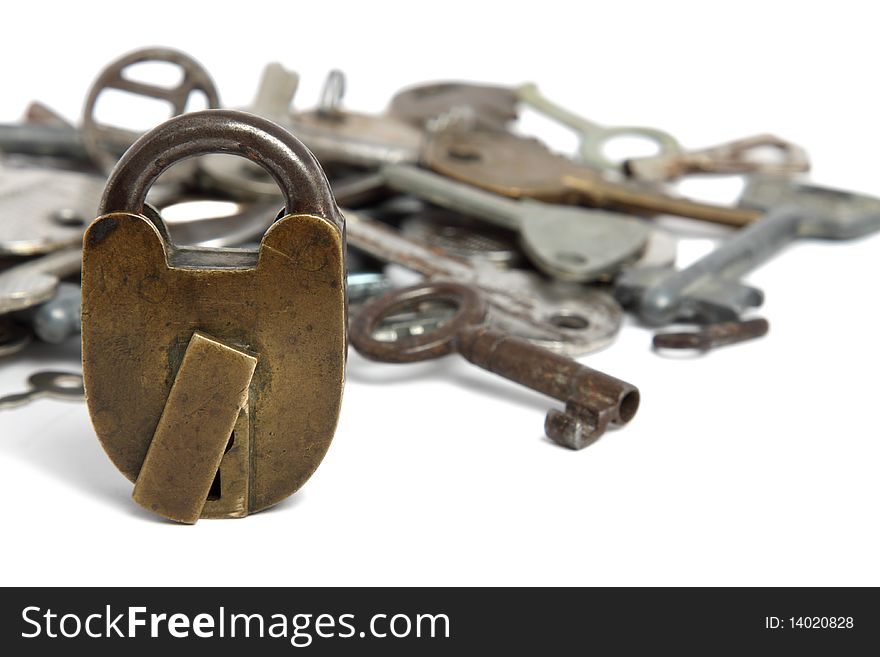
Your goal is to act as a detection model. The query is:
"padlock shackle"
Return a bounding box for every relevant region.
[99,109,340,225]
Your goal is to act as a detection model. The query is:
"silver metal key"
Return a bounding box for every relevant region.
[517,82,681,173]
[0,247,82,314]
[381,164,650,282]
[0,122,94,166]
[0,371,84,410]
[290,70,424,168]
[400,208,524,269]
[344,208,623,355]
[616,178,880,325]
[0,160,105,255]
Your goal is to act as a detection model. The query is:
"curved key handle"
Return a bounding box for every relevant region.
[516,82,681,172]
[0,371,84,409]
[625,134,811,183]
[99,109,339,226]
[82,47,221,175]
[350,282,487,363]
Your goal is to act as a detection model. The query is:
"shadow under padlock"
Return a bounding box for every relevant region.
[81,110,347,524]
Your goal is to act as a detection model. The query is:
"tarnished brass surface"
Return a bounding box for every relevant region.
[423,130,762,228]
[132,332,257,524]
[82,110,347,521]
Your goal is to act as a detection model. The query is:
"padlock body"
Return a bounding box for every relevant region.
[82,211,346,517]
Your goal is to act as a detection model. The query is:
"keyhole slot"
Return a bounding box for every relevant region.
[206,432,235,501]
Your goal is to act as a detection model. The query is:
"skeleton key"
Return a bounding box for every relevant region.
[290,70,424,168]
[0,371,84,410]
[624,134,810,184]
[616,180,880,325]
[388,81,520,132]
[382,164,650,282]
[344,208,623,356]
[350,281,639,449]
[423,130,762,228]
[516,82,682,172]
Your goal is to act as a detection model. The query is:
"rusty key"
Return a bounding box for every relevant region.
[350,281,639,449]
[624,134,810,184]
[344,209,624,356]
[423,130,762,228]
[653,318,769,352]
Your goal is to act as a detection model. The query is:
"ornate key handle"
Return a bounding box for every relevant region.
[625,134,811,183]
[351,282,639,450]
[351,281,487,363]
[516,82,681,173]
[81,47,221,175]
[0,372,84,410]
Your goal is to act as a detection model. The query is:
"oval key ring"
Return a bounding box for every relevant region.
[350,282,487,363]
[516,82,681,172]
[0,371,84,410]
[29,371,85,400]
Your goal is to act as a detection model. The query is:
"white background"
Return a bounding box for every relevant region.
[1,0,878,586]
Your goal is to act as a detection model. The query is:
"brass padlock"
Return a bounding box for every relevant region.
[82,110,346,523]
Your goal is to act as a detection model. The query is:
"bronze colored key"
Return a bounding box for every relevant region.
[423,130,762,228]
[350,281,639,450]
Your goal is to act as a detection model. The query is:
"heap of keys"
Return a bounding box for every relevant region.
[1,46,878,477]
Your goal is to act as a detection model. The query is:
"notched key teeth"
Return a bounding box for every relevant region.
[545,392,637,450]
[545,406,607,450]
